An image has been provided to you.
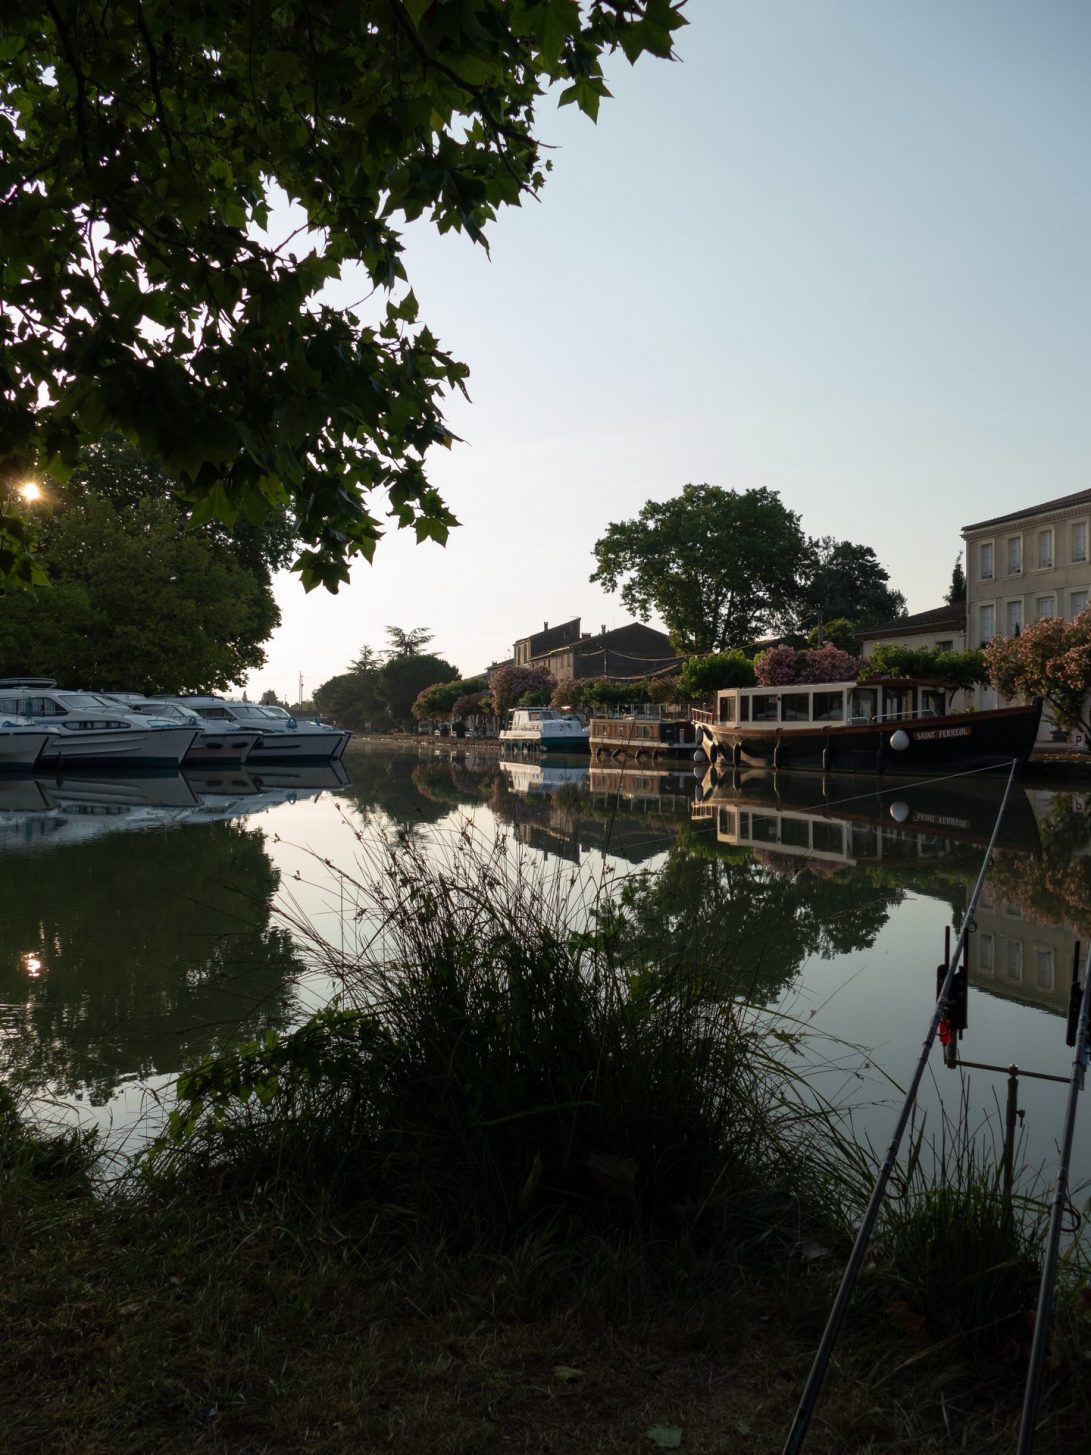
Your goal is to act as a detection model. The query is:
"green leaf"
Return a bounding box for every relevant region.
[645,1427,683,1450]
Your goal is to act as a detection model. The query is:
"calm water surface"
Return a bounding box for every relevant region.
[2,747,1090,1193]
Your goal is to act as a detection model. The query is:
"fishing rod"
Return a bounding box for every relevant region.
[780,757,1020,1455]
[1015,939,1091,1455]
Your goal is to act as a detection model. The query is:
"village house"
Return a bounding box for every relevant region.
[859,487,1091,744]
[856,603,967,659]
[503,617,682,683]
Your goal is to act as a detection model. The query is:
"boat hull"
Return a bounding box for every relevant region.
[245,730,345,763]
[183,731,259,766]
[36,726,199,769]
[700,702,1043,776]
[0,730,52,771]
[499,731,590,752]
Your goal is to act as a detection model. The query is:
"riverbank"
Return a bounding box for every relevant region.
[4,821,1091,1455]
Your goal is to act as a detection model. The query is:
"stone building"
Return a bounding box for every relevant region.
[510,617,681,683]
[856,603,966,658]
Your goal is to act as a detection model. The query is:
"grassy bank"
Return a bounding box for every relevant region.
[3,836,1090,1454]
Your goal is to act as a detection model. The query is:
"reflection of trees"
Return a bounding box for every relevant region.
[989,792,1091,935]
[604,828,900,1003]
[0,822,303,1103]
[337,751,454,830]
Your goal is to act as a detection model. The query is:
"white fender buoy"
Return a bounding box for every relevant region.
[889,729,910,752]
[889,800,911,823]
[693,747,708,763]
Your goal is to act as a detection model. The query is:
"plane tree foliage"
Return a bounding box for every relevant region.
[0,446,280,691]
[793,537,905,632]
[591,485,906,654]
[859,644,988,695]
[591,485,809,655]
[0,0,685,589]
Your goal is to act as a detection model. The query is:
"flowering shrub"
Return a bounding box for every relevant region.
[984,609,1091,737]
[490,665,556,716]
[753,642,862,686]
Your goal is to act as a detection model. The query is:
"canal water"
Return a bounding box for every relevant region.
[2,747,1090,1199]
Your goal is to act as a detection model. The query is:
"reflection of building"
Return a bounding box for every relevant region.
[968,877,1076,1018]
[511,617,681,683]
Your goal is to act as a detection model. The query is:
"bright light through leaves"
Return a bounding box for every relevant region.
[18,482,42,502]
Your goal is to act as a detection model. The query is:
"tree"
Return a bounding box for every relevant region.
[259,690,281,706]
[806,618,860,655]
[859,645,987,694]
[794,537,906,632]
[490,665,556,717]
[385,626,434,660]
[678,651,756,701]
[753,643,863,686]
[0,489,278,693]
[412,675,486,722]
[984,611,1091,738]
[1,2,685,589]
[375,653,458,727]
[590,484,809,654]
[945,555,967,606]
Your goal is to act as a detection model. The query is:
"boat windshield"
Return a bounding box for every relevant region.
[60,693,122,711]
[257,707,294,720]
[226,706,269,720]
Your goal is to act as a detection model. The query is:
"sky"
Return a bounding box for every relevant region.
[244,0,1091,702]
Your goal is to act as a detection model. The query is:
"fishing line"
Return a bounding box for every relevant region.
[780,757,1019,1455]
[1016,940,1091,1455]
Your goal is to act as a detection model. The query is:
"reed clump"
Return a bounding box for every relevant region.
[144,826,838,1254]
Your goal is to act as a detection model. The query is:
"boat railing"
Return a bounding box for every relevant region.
[848,706,943,726]
[690,707,715,725]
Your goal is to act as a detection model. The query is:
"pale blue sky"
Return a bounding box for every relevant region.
[246,0,1091,700]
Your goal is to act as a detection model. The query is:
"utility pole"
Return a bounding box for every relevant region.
[297,672,304,709]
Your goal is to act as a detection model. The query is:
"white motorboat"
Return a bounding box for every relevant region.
[0,714,55,772]
[164,697,349,763]
[0,681,198,769]
[249,705,351,759]
[499,707,590,752]
[103,694,260,766]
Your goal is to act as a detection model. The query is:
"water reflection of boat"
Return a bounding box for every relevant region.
[589,764,697,812]
[694,770,1041,864]
[499,760,589,794]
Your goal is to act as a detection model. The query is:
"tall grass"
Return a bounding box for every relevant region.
[145,822,843,1251]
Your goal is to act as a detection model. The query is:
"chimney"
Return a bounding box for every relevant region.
[543,621,548,631]
[601,624,606,636]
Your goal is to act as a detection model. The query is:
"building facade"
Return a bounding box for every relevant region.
[856,603,967,659]
[510,617,681,684]
[963,488,1091,734]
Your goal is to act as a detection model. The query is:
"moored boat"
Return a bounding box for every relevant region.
[693,678,1042,776]
[0,681,198,769]
[499,707,590,752]
[163,697,349,763]
[0,715,55,773]
[590,714,696,757]
[103,695,260,766]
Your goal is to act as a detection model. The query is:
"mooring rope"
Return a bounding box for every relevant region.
[780,757,1020,1455]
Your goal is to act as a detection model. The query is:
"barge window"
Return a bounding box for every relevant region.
[781,692,810,722]
[739,696,750,722]
[812,821,845,855]
[717,807,736,836]
[750,814,779,843]
[883,687,913,720]
[751,694,778,723]
[813,691,844,721]
[920,688,945,717]
[780,817,810,848]
[849,688,877,723]
[719,694,736,724]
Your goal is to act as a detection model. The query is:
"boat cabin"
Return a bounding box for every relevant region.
[715,679,951,731]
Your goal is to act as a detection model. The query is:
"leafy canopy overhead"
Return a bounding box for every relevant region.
[0,1,685,589]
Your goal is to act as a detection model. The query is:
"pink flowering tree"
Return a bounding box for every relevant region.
[490,665,556,716]
[753,642,862,686]
[984,610,1091,738]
